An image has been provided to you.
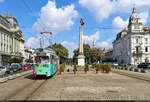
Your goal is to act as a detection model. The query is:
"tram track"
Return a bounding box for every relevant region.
[112,69,150,82]
[4,76,49,100]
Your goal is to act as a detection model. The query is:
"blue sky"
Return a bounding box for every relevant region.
[0,0,150,57]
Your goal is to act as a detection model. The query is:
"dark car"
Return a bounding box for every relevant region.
[137,63,150,69]
[10,64,22,72]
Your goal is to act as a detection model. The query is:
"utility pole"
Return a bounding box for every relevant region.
[40,32,52,48]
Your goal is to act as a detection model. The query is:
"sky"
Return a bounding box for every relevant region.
[0,0,150,57]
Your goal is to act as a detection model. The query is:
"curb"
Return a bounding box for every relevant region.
[0,77,8,83]
[0,70,32,83]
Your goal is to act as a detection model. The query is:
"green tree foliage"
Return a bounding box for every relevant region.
[73,44,104,64]
[48,43,69,64]
[8,57,23,64]
[25,59,33,63]
[83,44,91,63]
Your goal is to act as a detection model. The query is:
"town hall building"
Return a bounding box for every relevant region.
[113,7,150,65]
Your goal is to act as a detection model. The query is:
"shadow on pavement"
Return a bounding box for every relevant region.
[24,74,53,80]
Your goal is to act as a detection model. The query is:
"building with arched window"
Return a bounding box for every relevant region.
[113,7,150,65]
[0,14,25,65]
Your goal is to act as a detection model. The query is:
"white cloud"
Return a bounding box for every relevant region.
[112,16,128,28]
[79,0,115,22]
[112,11,149,29]
[83,31,100,44]
[79,0,150,22]
[25,37,40,48]
[61,41,78,58]
[33,1,78,32]
[97,38,113,48]
[139,11,149,25]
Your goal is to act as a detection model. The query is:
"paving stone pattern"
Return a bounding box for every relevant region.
[0,66,150,100]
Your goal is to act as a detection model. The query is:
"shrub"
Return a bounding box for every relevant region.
[125,67,128,70]
[104,63,111,72]
[101,64,105,72]
[134,68,139,72]
[129,67,133,71]
[92,63,96,68]
[73,64,78,72]
[141,69,146,73]
[95,64,100,71]
[60,63,65,72]
[84,64,89,72]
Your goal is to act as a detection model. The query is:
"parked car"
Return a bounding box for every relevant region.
[137,63,150,69]
[0,66,7,75]
[10,64,22,72]
[22,64,31,70]
[6,66,10,74]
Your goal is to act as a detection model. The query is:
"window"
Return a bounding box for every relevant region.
[136,47,139,53]
[145,47,148,52]
[136,38,138,44]
[145,38,148,43]
[135,25,139,29]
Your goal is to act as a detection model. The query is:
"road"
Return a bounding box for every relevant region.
[0,66,150,100]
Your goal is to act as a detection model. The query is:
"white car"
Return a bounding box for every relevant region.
[0,66,6,75]
[113,63,118,66]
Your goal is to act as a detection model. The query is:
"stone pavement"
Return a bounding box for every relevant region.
[29,67,150,100]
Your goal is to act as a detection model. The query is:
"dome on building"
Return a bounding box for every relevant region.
[128,7,142,25]
[2,14,19,30]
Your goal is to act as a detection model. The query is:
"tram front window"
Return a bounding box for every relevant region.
[39,56,49,64]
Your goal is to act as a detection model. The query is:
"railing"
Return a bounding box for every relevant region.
[133,51,143,55]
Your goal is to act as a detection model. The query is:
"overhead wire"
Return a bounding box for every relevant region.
[21,0,54,48]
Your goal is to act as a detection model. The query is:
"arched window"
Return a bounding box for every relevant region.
[145,47,148,52]
[136,38,138,44]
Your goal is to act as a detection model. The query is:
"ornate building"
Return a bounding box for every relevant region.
[113,7,150,65]
[0,14,25,65]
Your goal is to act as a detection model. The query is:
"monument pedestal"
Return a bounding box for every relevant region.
[78,54,85,66]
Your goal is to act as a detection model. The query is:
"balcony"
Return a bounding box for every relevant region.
[133,51,143,56]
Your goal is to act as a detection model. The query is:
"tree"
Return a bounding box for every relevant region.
[73,49,79,64]
[73,44,91,64]
[25,59,33,63]
[48,43,69,64]
[83,44,91,64]
[73,44,105,64]
[97,48,104,62]
[90,48,99,63]
[8,56,23,64]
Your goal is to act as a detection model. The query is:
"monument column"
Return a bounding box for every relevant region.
[78,18,85,66]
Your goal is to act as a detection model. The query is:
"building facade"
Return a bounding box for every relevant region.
[113,7,150,65]
[104,49,113,62]
[24,47,35,63]
[0,14,25,65]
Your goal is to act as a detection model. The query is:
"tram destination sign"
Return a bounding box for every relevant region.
[37,52,46,56]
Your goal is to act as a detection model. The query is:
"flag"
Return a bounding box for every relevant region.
[80,18,84,26]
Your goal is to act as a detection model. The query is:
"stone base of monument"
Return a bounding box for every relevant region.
[78,54,85,67]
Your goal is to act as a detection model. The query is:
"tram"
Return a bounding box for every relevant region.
[33,47,59,78]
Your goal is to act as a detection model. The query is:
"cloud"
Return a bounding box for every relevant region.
[97,38,113,48]
[33,1,78,32]
[25,37,40,48]
[79,0,150,22]
[112,11,149,29]
[61,41,78,58]
[112,16,129,28]
[83,31,100,44]
[139,11,149,25]
[79,0,115,22]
